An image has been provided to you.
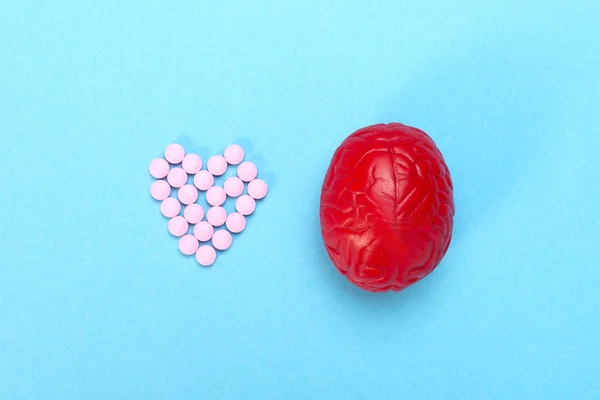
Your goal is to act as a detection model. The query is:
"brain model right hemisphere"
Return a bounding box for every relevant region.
[319,123,455,293]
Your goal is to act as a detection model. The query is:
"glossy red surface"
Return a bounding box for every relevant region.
[320,123,455,292]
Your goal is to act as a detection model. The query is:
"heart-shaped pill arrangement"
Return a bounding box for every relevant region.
[149,143,268,266]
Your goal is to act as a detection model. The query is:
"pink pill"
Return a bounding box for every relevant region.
[160,197,181,218]
[236,195,256,216]
[226,212,246,233]
[149,158,170,179]
[206,186,226,206]
[194,221,214,242]
[150,180,171,200]
[168,216,189,237]
[237,161,258,182]
[207,155,227,176]
[178,184,199,205]
[182,154,202,174]
[167,167,188,188]
[224,144,244,165]
[224,176,244,197]
[179,234,199,256]
[206,206,227,226]
[248,179,268,200]
[164,143,185,164]
[212,230,232,251]
[194,170,214,191]
[184,204,204,224]
[196,245,217,267]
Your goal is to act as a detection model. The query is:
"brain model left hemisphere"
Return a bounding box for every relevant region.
[320,123,455,293]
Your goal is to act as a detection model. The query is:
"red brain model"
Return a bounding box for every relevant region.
[320,123,455,292]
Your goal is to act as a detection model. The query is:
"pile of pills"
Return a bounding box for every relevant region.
[149,143,268,266]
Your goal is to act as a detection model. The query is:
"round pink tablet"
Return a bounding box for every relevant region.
[206,186,226,206]
[164,143,185,164]
[212,230,232,251]
[224,144,244,165]
[150,180,171,200]
[237,161,258,182]
[207,155,227,176]
[226,212,246,233]
[178,234,199,256]
[224,176,244,197]
[160,197,181,218]
[168,216,189,237]
[196,245,217,267]
[194,221,214,242]
[206,206,227,226]
[184,204,204,224]
[248,179,268,200]
[194,170,214,191]
[149,158,170,179]
[167,167,188,188]
[182,154,202,174]
[178,184,198,205]
[236,195,256,216]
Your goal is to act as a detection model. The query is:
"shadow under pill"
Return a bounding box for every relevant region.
[233,136,254,154]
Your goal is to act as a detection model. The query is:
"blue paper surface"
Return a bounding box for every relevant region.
[1,1,599,398]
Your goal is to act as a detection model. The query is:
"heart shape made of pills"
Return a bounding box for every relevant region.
[149,143,268,266]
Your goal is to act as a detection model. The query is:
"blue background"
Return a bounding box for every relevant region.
[1,1,599,399]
